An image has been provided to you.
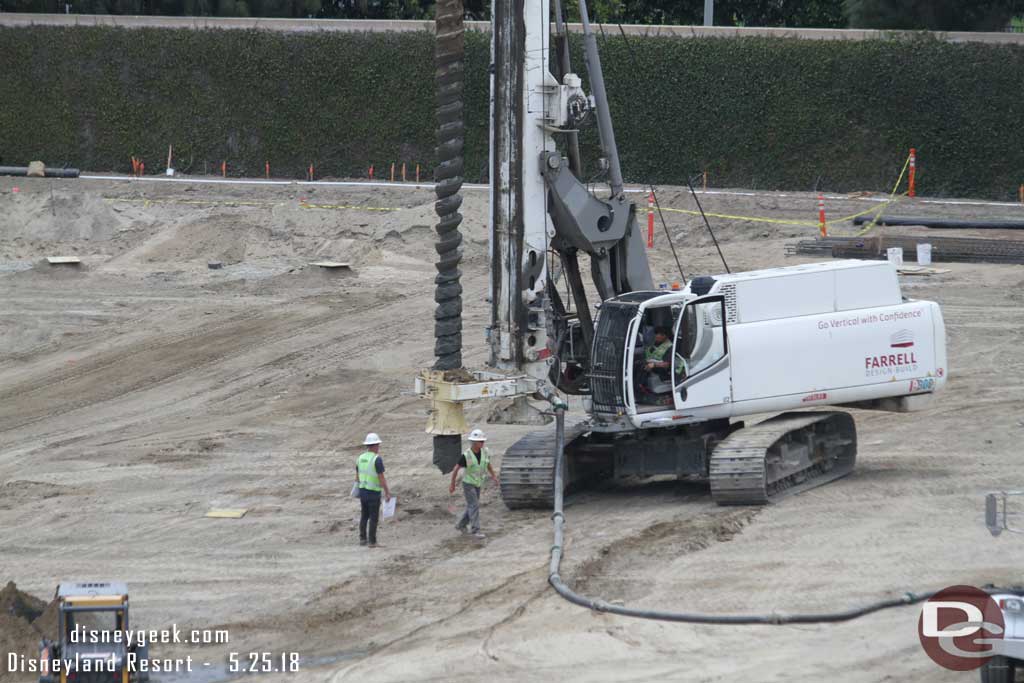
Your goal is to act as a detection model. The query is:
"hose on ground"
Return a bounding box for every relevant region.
[546,407,946,624]
[431,0,466,470]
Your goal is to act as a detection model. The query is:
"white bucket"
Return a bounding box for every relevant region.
[166,168,175,177]
[917,243,932,265]
[887,247,904,266]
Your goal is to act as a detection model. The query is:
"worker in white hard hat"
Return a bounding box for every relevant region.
[355,432,391,548]
[449,428,499,539]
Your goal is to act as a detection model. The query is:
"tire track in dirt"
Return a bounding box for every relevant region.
[569,507,758,603]
[0,295,417,453]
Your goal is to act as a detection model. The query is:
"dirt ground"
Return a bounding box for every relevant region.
[2,174,1024,682]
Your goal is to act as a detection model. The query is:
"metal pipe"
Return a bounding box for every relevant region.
[0,166,79,178]
[853,215,1024,230]
[577,0,624,198]
[552,0,583,179]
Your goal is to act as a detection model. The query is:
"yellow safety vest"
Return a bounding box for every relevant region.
[357,451,381,492]
[645,340,672,362]
[646,341,685,376]
[462,447,490,487]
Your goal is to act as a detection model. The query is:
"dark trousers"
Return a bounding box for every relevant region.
[359,491,381,544]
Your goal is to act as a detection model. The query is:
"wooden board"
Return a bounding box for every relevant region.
[898,266,951,276]
[204,508,248,519]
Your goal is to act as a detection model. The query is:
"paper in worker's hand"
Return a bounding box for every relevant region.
[381,496,397,519]
[350,483,360,498]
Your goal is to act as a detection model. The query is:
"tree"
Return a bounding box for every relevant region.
[845,0,1020,31]
[559,0,845,27]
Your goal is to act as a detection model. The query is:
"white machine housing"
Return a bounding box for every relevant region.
[598,260,947,431]
[992,593,1024,660]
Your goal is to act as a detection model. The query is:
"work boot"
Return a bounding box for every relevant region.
[359,539,367,546]
[472,531,486,539]
[455,523,467,534]
[368,542,380,548]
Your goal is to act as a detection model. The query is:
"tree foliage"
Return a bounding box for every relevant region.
[0,0,846,26]
[1,26,1022,200]
[845,0,1021,31]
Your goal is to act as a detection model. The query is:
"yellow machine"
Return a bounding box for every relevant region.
[38,582,149,683]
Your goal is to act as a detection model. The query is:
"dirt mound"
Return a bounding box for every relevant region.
[0,581,46,621]
[0,582,57,680]
[0,186,128,242]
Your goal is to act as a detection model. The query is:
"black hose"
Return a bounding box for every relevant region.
[546,407,946,624]
[0,165,79,178]
[852,215,1024,230]
[431,0,466,472]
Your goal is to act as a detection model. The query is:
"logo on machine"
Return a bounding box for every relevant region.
[890,329,915,348]
[864,349,918,376]
[918,585,1004,671]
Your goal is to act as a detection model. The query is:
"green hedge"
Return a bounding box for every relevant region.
[0,26,1021,199]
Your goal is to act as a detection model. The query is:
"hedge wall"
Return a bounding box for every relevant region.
[0,26,1022,199]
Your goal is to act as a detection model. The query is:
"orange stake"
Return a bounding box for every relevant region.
[818,194,827,237]
[308,163,314,181]
[265,161,270,179]
[416,164,420,183]
[908,148,917,198]
[369,164,374,180]
[221,160,226,178]
[390,163,395,182]
[646,191,654,248]
[140,161,145,176]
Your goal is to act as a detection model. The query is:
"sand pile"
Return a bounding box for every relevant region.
[0,188,128,243]
[0,582,57,680]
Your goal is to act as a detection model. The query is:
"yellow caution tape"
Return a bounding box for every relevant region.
[104,196,282,207]
[851,153,913,237]
[102,196,402,212]
[299,202,401,212]
[653,152,913,236]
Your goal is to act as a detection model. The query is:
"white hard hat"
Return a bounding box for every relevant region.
[468,429,487,442]
[362,432,382,446]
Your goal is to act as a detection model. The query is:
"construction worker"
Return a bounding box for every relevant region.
[449,428,499,539]
[645,326,677,378]
[355,433,391,548]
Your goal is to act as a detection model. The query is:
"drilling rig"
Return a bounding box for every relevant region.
[416,0,947,507]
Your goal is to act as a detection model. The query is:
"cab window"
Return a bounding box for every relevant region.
[675,299,726,379]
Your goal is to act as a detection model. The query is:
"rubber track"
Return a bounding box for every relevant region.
[500,421,590,509]
[709,411,856,505]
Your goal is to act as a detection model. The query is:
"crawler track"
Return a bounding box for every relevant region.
[499,422,590,509]
[709,411,857,505]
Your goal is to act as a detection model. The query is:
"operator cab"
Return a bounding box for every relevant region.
[634,294,728,412]
[590,288,731,424]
